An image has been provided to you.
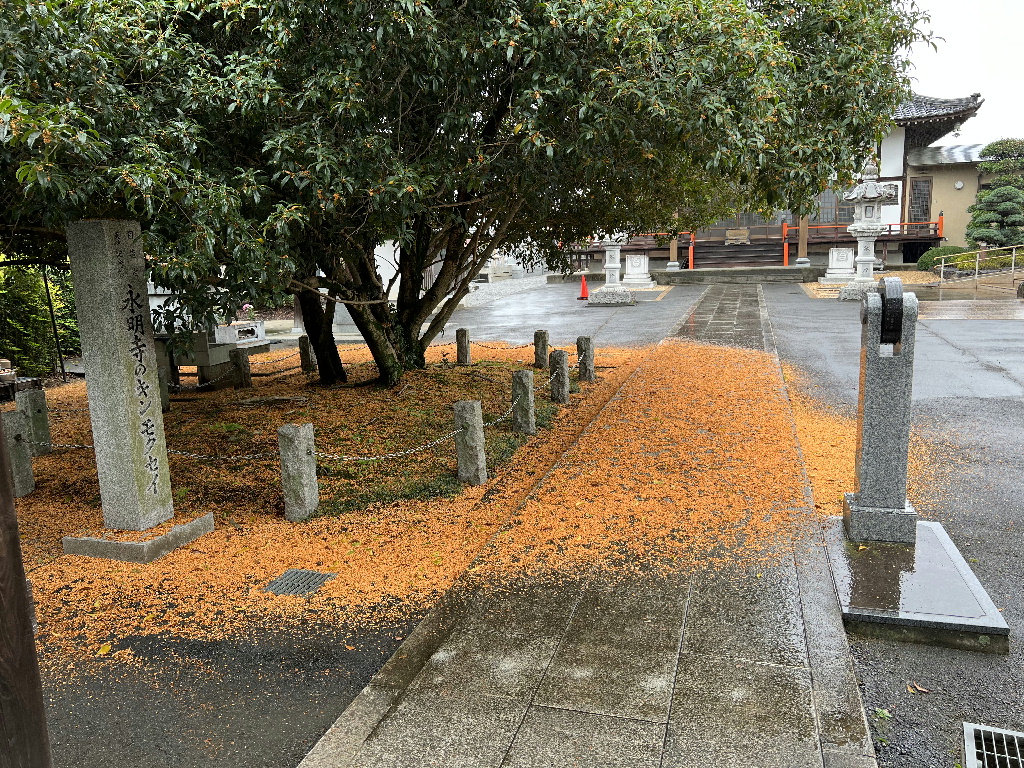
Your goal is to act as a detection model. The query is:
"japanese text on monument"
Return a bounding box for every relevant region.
[122,283,161,495]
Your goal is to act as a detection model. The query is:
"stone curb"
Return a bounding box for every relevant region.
[61,511,215,564]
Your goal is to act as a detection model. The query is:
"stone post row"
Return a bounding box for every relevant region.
[511,370,536,435]
[298,335,318,374]
[277,423,319,522]
[1,410,34,498]
[549,350,570,404]
[457,328,471,366]
[15,389,51,457]
[534,330,549,369]
[454,400,487,485]
[576,336,595,383]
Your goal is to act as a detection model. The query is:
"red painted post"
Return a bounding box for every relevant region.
[782,222,789,266]
[0,418,53,767]
[938,213,944,239]
[688,233,695,270]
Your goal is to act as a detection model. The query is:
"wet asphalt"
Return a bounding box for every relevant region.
[764,283,1024,768]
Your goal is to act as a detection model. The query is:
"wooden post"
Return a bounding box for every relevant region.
[0,417,53,768]
[688,233,695,269]
[798,216,809,263]
[782,222,789,266]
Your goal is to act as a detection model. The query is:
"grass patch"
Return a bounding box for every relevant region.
[320,473,464,516]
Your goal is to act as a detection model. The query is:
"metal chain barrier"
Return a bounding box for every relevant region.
[315,428,462,463]
[250,350,300,366]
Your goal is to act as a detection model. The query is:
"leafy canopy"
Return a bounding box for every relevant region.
[2,0,929,381]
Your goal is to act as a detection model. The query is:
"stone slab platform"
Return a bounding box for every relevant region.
[824,518,1009,654]
[62,511,215,564]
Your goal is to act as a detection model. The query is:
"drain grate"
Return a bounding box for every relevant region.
[964,722,1024,768]
[264,569,335,596]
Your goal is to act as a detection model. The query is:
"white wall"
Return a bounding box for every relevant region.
[879,128,905,178]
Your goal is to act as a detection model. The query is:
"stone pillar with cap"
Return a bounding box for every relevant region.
[843,276,919,544]
[839,160,898,301]
[589,240,636,306]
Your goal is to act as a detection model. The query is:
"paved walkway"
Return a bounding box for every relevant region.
[299,286,876,768]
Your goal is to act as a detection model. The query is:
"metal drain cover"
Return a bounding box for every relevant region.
[265,569,335,596]
[964,722,1024,768]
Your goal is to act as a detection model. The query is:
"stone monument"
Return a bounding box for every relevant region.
[843,277,918,543]
[820,247,857,283]
[67,220,174,531]
[838,160,898,301]
[588,241,635,306]
[620,251,656,289]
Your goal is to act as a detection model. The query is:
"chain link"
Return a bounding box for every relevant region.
[27,439,94,450]
[170,368,235,392]
[50,407,90,413]
[250,350,300,366]
[315,428,462,463]
[166,448,277,461]
[483,397,519,427]
[470,341,533,350]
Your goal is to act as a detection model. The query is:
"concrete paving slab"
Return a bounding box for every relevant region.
[503,706,666,768]
[533,577,688,722]
[351,691,525,768]
[682,560,808,668]
[664,654,820,768]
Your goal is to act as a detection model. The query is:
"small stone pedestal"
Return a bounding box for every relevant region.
[621,252,656,289]
[820,247,856,283]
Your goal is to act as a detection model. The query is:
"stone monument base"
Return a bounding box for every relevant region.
[621,279,657,289]
[843,492,917,544]
[587,286,636,307]
[62,511,214,563]
[825,518,1009,654]
[818,276,855,285]
[838,282,876,301]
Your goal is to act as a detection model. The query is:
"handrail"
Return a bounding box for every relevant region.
[935,245,1019,286]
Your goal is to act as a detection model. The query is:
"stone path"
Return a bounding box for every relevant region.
[672,285,771,350]
[300,290,876,768]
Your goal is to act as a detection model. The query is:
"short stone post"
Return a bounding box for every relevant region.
[1,411,35,498]
[454,400,487,485]
[456,328,471,366]
[576,336,595,383]
[67,220,173,531]
[511,370,536,435]
[154,339,172,412]
[298,335,318,373]
[549,350,570,404]
[15,389,51,457]
[843,277,919,544]
[230,348,252,389]
[534,330,549,369]
[277,423,319,522]
[0,415,53,768]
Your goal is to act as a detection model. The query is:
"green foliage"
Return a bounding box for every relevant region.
[0,263,78,376]
[966,139,1024,247]
[917,245,965,271]
[1,0,929,383]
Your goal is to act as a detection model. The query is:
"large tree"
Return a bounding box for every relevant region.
[2,0,928,384]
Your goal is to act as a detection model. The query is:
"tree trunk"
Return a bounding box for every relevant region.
[295,288,347,386]
[345,301,426,387]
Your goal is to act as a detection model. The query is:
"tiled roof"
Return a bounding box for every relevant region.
[906,144,988,166]
[895,93,983,125]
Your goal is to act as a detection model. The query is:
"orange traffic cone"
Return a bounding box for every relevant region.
[578,275,589,300]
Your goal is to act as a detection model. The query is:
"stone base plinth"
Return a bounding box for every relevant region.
[62,511,214,563]
[818,276,855,285]
[587,287,636,307]
[825,517,1009,654]
[621,279,657,289]
[838,282,875,301]
[843,493,917,544]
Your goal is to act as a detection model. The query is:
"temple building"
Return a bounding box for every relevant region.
[572,92,985,271]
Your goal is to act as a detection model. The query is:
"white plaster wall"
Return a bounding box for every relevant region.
[879,128,905,178]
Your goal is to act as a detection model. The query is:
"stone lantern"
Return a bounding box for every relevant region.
[838,160,899,300]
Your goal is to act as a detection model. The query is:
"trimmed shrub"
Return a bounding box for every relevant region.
[917,245,966,271]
